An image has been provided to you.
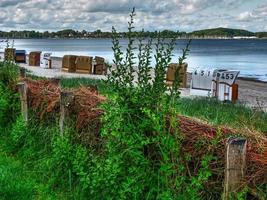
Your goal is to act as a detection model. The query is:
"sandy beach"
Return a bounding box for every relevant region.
[0,53,266,111]
[235,78,267,110]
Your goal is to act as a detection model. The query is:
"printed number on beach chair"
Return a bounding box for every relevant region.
[190,68,215,97]
[216,70,239,102]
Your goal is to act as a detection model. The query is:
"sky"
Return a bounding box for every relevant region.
[0,0,267,32]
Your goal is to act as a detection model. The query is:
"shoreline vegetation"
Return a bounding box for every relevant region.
[1,27,267,39]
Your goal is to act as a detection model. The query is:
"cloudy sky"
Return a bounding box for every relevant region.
[0,0,267,32]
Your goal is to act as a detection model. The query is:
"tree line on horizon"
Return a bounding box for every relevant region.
[0,27,267,39]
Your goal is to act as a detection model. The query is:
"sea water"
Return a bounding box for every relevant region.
[0,38,266,81]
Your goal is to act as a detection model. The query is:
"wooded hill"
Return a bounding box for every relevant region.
[189,27,255,37]
[0,28,266,39]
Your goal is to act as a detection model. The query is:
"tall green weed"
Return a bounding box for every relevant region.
[88,8,214,199]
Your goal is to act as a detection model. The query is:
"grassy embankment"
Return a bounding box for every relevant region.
[0,62,266,199]
[61,77,267,133]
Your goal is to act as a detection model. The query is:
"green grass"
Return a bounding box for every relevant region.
[176,97,267,133]
[0,125,71,200]
[0,148,37,200]
[60,77,114,95]
[60,77,104,89]
[26,75,109,95]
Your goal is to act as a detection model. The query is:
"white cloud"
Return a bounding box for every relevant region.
[236,4,267,22]
[0,0,266,32]
[237,11,256,22]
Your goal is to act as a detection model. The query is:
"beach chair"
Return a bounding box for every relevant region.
[62,55,78,72]
[29,51,41,66]
[166,63,188,88]
[4,48,15,62]
[94,56,106,75]
[40,53,52,69]
[216,70,239,102]
[15,50,26,63]
[190,68,216,97]
[75,56,93,73]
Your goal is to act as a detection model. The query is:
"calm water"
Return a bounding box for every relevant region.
[1,39,267,81]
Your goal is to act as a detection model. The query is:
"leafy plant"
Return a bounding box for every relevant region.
[96,8,200,199]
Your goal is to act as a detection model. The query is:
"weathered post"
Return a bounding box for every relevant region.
[223,138,247,200]
[17,82,28,122]
[59,90,73,137]
[19,67,26,79]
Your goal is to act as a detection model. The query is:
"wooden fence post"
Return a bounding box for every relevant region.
[223,138,247,199]
[19,67,26,79]
[17,82,28,122]
[59,90,73,137]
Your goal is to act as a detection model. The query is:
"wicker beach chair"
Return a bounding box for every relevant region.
[4,48,16,62]
[166,63,188,88]
[62,55,78,72]
[29,51,41,66]
[75,56,93,73]
[94,56,106,75]
[15,50,26,63]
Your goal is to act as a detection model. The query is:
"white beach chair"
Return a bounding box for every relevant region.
[40,52,52,69]
[216,70,239,101]
[190,68,216,97]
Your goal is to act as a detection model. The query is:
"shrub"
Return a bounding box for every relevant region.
[44,128,92,198]
[87,8,213,199]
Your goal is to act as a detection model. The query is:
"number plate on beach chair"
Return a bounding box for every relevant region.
[190,68,216,97]
[216,70,239,101]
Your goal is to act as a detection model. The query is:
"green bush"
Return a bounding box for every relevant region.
[86,8,214,199]
[40,128,92,198]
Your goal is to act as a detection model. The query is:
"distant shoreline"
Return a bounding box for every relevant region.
[1,37,267,40]
[1,27,267,40]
